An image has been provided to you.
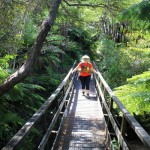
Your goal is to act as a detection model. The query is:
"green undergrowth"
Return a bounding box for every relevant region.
[114,69,150,132]
[115,69,150,114]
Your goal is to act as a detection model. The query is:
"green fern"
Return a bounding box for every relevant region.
[17,127,42,150]
[119,1,150,29]
[0,67,9,83]
[0,112,24,140]
[115,69,150,114]
[0,55,16,83]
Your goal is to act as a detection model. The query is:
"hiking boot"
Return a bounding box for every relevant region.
[87,93,90,98]
[82,91,85,95]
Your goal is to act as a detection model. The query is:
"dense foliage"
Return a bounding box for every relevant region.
[115,69,150,114]
[114,69,150,132]
[0,0,150,148]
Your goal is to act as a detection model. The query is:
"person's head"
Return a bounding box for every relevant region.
[82,55,90,62]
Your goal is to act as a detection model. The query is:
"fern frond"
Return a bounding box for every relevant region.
[115,69,150,114]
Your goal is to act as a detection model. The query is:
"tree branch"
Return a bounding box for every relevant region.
[61,3,82,22]
[63,0,122,12]
[63,0,104,7]
[0,0,62,96]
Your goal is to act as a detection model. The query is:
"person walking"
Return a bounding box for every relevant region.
[72,55,97,97]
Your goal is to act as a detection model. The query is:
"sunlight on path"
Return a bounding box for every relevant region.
[54,75,106,150]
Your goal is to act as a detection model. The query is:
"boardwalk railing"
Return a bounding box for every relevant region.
[2,62,77,150]
[2,61,150,150]
[93,61,150,150]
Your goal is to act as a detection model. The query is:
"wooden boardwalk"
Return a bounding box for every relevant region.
[54,75,106,150]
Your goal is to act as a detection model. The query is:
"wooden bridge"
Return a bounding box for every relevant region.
[2,62,150,150]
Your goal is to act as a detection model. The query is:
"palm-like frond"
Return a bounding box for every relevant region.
[119,1,150,29]
[115,69,150,114]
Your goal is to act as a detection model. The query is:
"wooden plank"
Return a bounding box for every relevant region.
[51,78,76,150]
[53,77,106,149]
[37,78,74,150]
[95,77,129,150]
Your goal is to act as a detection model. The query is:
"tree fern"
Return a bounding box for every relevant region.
[119,1,150,29]
[0,112,24,141]
[115,69,150,114]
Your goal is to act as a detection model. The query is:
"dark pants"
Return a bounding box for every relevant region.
[79,75,91,90]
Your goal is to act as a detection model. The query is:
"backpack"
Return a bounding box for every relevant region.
[80,62,90,73]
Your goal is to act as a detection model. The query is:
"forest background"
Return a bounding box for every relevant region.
[0,0,150,148]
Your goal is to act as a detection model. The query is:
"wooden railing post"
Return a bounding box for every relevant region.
[107,97,113,128]
[43,113,47,134]
[42,112,50,150]
[63,86,65,98]
[118,115,127,150]
[120,115,127,137]
[109,97,113,112]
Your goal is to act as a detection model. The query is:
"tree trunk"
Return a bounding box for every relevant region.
[0,0,62,96]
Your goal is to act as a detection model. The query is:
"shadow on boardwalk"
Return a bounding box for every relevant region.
[54,75,106,150]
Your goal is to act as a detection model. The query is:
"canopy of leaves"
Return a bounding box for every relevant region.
[119,1,150,29]
[1,0,150,148]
